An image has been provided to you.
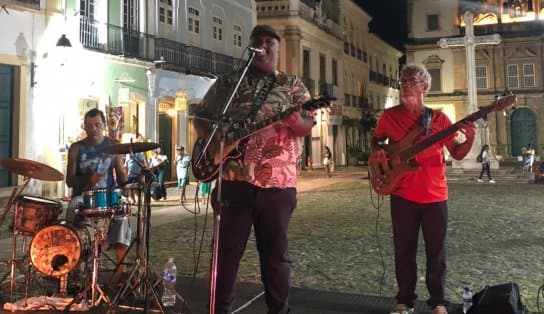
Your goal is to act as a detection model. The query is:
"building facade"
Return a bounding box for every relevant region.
[256,0,401,167]
[406,0,544,160]
[0,0,254,197]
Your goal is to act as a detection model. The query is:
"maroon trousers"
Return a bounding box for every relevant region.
[211,180,296,314]
[390,195,448,308]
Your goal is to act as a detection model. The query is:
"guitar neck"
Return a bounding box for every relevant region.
[399,107,489,160]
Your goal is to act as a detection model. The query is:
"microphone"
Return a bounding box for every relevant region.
[248,47,265,54]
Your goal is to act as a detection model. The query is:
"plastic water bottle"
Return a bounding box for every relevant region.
[462,284,473,313]
[162,257,177,307]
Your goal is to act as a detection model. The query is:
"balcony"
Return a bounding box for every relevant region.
[301,77,316,97]
[255,0,342,39]
[78,18,240,76]
[319,82,334,97]
[1,0,40,10]
[465,21,544,37]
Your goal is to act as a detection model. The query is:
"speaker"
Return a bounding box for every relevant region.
[467,282,526,314]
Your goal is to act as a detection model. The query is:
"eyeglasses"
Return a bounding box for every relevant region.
[399,78,425,86]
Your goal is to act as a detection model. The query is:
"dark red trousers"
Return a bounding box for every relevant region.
[211,180,296,314]
[390,195,448,308]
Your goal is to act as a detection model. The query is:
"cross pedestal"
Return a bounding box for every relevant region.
[438,10,501,169]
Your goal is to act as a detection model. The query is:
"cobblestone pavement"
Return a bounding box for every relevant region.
[1,167,542,313]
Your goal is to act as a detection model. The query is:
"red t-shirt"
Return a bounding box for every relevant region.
[373,105,455,203]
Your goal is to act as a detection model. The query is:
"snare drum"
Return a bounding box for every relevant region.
[80,188,121,218]
[14,195,62,235]
[29,221,91,277]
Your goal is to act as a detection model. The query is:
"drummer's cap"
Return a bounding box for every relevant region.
[250,24,281,42]
[176,146,184,151]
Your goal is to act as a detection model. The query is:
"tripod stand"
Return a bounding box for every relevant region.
[109,167,164,313]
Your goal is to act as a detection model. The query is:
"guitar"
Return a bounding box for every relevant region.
[192,96,335,182]
[368,94,517,195]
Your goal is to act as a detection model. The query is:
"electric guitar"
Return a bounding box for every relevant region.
[192,96,335,182]
[368,94,517,195]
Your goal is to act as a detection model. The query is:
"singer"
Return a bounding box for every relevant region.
[191,24,317,314]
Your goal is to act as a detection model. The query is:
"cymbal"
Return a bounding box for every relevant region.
[0,158,64,181]
[99,142,160,154]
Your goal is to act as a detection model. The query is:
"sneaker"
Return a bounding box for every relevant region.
[489,179,496,183]
[390,304,415,314]
[431,305,448,314]
[477,178,483,182]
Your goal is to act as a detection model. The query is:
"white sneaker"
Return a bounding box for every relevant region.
[489,179,496,183]
[390,304,415,314]
[477,178,483,182]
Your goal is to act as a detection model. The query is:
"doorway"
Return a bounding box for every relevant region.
[158,113,173,180]
[0,64,14,187]
[510,107,537,156]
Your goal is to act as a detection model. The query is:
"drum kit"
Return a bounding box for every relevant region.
[0,141,170,312]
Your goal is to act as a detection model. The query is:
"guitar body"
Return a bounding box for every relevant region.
[367,93,517,195]
[191,136,242,182]
[369,126,424,195]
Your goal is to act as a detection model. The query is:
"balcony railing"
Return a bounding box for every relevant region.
[4,0,39,9]
[79,18,240,76]
[302,77,316,97]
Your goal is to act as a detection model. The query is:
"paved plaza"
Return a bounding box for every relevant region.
[0,166,542,313]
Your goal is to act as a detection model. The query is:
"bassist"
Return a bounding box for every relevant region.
[369,64,475,314]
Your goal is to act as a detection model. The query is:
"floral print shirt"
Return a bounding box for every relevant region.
[192,70,311,188]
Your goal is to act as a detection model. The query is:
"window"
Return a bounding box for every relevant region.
[427,14,439,31]
[344,93,350,106]
[428,68,441,92]
[188,7,200,34]
[476,66,488,89]
[159,0,172,25]
[233,25,242,47]
[507,64,519,88]
[213,17,223,41]
[523,64,535,88]
[332,59,338,86]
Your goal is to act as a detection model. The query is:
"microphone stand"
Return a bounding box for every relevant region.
[195,49,259,314]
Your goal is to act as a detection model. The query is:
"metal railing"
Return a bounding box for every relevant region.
[78,17,240,75]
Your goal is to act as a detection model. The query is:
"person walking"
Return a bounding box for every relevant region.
[323,146,333,178]
[175,146,191,203]
[477,144,495,183]
[369,64,475,314]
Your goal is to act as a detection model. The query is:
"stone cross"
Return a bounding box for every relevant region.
[437,10,501,169]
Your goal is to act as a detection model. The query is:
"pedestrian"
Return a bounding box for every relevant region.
[149,147,168,200]
[323,146,333,178]
[124,135,145,204]
[523,144,535,174]
[175,146,191,203]
[191,24,318,313]
[369,64,475,314]
[477,144,495,183]
[197,180,211,207]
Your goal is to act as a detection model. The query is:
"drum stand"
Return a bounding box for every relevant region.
[109,168,165,313]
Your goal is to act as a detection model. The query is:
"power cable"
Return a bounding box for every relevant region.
[367,168,386,296]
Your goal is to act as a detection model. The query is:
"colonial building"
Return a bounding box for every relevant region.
[406,0,544,160]
[256,0,401,167]
[0,0,254,197]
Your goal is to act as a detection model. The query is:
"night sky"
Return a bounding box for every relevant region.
[354,0,407,52]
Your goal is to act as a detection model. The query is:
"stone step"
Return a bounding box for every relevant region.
[446,167,535,183]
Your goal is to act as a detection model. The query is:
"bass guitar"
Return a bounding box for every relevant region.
[192,96,335,182]
[369,94,517,195]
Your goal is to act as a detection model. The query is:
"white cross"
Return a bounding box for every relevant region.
[437,10,501,113]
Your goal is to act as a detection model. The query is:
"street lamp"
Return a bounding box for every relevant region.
[56,34,72,48]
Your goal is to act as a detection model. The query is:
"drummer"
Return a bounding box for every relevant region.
[66,108,130,275]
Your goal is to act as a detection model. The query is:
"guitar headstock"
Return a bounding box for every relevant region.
[482,93,517,113]
[302,95,337,111]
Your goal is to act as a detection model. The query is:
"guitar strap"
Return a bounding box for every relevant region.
[246,74,276,124]
[422,106,433,136]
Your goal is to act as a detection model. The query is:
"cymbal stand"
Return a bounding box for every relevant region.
[3,176,31,301]
[109,156,164,313]
[195,48,259,314]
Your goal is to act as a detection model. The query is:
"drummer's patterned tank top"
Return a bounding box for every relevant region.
[73,137,116,196]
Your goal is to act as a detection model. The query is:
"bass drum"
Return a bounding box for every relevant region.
[29,221,91,277]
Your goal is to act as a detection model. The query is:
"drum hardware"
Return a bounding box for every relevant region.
[98,142,160,155]
[108,151,168,313]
